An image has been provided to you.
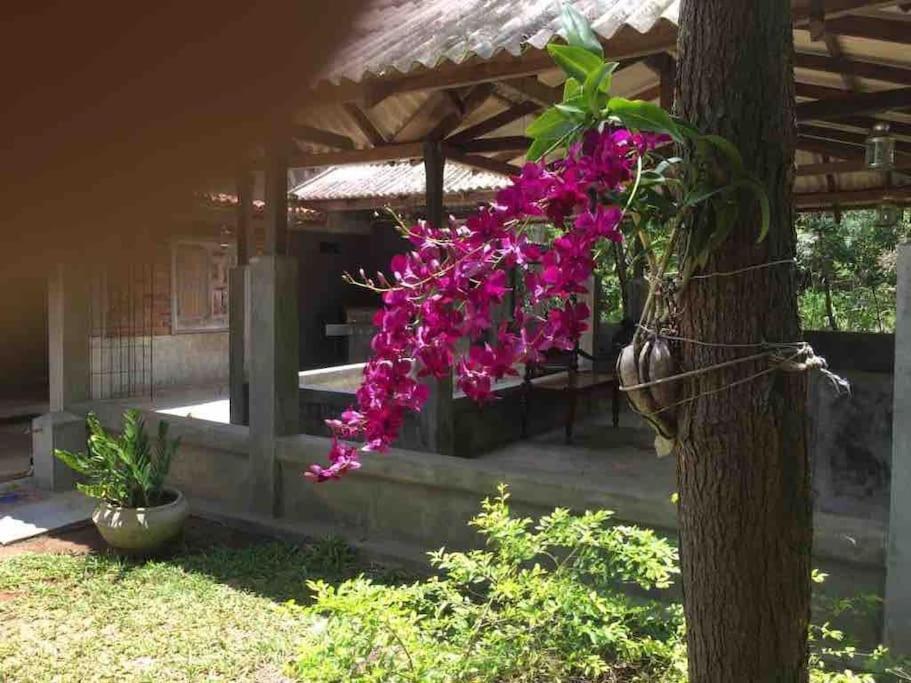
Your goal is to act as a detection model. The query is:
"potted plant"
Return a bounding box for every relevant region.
[54,409,188,553]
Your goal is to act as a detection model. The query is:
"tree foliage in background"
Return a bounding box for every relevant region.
[797,209,909,333]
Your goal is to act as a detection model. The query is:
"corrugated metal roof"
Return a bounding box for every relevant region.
[317,0,679,85]
[290,160,510,203]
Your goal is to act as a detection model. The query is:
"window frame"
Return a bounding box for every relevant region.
[170,238,236,334]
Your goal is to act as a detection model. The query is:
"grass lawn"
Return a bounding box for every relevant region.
[0,523,397,682]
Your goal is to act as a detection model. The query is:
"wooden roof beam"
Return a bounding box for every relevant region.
[796,185,911,208]
[458,136,530,154]
[825,115,911,139]
[500,77,560,107]
[427,83,496,141]
[343,103,387,146]
[448,101,540,144]
[442,144,521,177]
[393,90,462,142]
[792,0,903,25]
[797,157,911,175]
[288,142,424,168]
[797,135,866,158]
[799,124,911,158]
[794,52,911,87]
[796,86,911,120]
[814,15,911,44]
[292,125,355,150]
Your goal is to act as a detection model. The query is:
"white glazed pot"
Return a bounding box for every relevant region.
[92,488,189,552]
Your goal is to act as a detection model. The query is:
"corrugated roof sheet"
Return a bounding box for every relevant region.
[317,0,679,84]
[290,160,510,203]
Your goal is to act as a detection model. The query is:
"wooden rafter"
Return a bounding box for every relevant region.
[448,101,540,144]
[288,142,424,168]
[500,77,560,107]
[792,0,902,25]
[648,53,676,110]
[442,144,521,176]
[796,86,911,120]
[830,115,911,139]
[292,125,355,150]
[393,90,462,142]
[797,135,867,158]
[813,15,911,45]
[797,157,911,175]
[794,52,911,87]
[628,83,661,102]
[796,184,911,208]
[427,83,495,141]
[800,122,911,156]
[459,136,530,154]
[343,103,387,146]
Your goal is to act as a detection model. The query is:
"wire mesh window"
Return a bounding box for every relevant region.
[89,263,154,400]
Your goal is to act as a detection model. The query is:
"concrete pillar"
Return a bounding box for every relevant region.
[47,263,90,411]
[32,412,85,491]
[34,263,91,491]
[247,255,299,517]
[228,266,249,425]
[886,242,911,652]
[420,139,454,455]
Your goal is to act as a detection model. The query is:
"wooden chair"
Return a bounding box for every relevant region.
[520,344,620,444]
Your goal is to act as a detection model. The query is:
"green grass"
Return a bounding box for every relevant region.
[0,538,396,682]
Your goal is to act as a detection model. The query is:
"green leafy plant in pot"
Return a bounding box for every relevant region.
[54,409,188,553]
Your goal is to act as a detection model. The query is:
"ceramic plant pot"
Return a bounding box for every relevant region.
[92,488,189,553]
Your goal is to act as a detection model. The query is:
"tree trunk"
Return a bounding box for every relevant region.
[823,274,838,331]
[675,2,813,682]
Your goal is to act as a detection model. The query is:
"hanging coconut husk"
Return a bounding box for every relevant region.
[617,334,679,456]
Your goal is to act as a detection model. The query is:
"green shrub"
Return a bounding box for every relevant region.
[288,486,908,682]
[53,409,180,508]
[288,485,686,682]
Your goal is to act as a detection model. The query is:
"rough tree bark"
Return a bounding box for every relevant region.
[675,2,813,682]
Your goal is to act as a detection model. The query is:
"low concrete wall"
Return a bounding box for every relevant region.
[53,402,886,643]
[86,403,249,510]
[299,372,614,458]
[153,333,228,390]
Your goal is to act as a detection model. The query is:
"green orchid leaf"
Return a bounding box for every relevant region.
[583,62,617,114]
[607,97,681,140]
[547,44,603,84]
[559,3,603,56]
[702,134,745,175]
[562,77,581,101]
[732,177,771,243]
[526,106,569,137]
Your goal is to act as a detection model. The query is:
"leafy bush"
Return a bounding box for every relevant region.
[288,487,907,682]
[53,409,180,508]
[289,485,686,682]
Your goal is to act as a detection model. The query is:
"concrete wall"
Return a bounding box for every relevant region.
[76,402,886,643]
[152,332,228,389]
[299,374,616,457]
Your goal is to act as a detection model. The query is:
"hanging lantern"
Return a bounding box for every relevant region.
[865,122,895,171]
[875,199,901,228]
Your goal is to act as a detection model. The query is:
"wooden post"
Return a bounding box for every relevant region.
[229,168,252,425]
[420,139,454,455]
[263,138,289,255]
[236,168,253,265]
